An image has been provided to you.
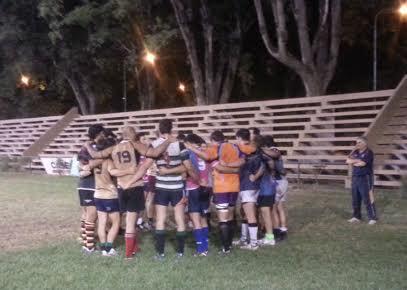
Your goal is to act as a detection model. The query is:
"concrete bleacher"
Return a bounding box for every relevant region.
[1,76,406,187]
[0,115,62,156]
[39,88,397,186]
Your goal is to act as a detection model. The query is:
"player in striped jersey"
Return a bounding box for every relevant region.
[151,119,192,260]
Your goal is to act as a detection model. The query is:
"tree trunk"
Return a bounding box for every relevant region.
[64,73,89,115]
[253,0,341,97]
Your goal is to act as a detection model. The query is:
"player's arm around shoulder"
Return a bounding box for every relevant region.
[84,142,114,159]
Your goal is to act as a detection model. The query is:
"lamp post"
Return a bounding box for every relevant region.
[373,4,407,90]
[122,50,158,112]
[122,59,128,112]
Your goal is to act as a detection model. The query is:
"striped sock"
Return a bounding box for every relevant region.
[85,222,96,250]
[80,219,86,246]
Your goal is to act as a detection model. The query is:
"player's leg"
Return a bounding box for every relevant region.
[97,210,108,254]
[84,203,97,253]
[145,191,155,229]
[188,188,204,255]
[214,193,231,253]
[106,210,120,256]
[79,206,86,245]
[259,206,275,246]
[199,187,211,253]
[154,189,169,258]
[277,202,288,240]
[173,190,187,257]
[240,190,259,250]
[226,192,239,249]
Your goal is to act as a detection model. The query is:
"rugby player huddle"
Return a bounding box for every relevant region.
[77,119,288,260]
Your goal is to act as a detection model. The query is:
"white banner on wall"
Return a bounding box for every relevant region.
[40,156,77,176]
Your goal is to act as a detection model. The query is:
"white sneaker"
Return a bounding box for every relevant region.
[347,217,361,223]
[107,248,118,256]
[232,239,248,246]
[240,243,259,251]
[368,220,377,225]
[258,238,276,246]
[102,250,109,256]
[81,246,95,255]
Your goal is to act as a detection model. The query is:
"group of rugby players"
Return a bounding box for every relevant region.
[77,119,288,260]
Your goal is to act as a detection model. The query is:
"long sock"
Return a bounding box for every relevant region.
[85,222,96,250]
[155,230,166,255]
[80,219,86,245]
[99,242,106,251]
[248,223,258,246]
[227,220,235,248]
[105,242,113,252]
[125,233,136,258]
[201,227,209,251]
[219,222,230,251]
[176,231,187,254]
[193,229,203,253]
[241,220,248,242]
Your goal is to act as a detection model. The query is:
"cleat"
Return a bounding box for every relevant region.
[218,248,231,256]
[258,238,276,246]
[107,248,118,256]
[81,246,95,255]
[348,217,361,223]
[240,243,259,251]
[368,220,377,225]
[153,253,165,261]
[232,239,248,247]
[174,252,184,261]
[193,251,208,257]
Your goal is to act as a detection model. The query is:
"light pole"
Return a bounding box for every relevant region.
[122,50,157,112]
[122,59,128,112]
[373,4,407,90]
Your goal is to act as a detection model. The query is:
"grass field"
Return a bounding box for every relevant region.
[1,173,407,290]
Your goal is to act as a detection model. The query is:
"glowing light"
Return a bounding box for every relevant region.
[144,51,157,65]
[21,75,30,86]
[178,83,186,92]
[399,4,407,15]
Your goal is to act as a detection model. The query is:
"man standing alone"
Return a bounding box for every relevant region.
[346,137,378,225]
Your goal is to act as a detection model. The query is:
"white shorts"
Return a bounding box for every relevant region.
[275,179,288,202]
[239,190,259,203]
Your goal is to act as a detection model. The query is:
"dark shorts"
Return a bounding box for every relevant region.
[154,189,184,207]
[188,187,211,214]
[257,195,275,207]
[95,198,120,213]
[213,192,238,211]
[144,175,156,193]
[118,186,145,213]
[78,189,95,207]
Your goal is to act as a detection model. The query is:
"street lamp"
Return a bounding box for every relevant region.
[122,51,159,112]
[373,3,407,90]
[178,82,186,92]
[21,75,30,86]
[144,51,157,65]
